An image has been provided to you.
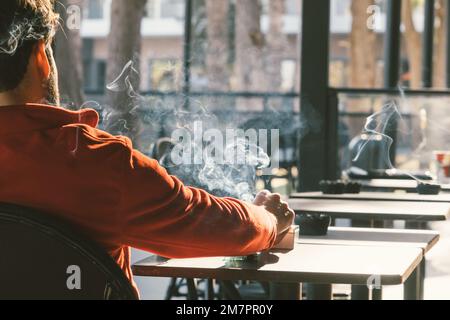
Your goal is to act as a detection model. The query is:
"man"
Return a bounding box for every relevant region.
[0,0,294,296]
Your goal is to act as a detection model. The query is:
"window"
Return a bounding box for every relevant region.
[190,0,300,94]
[83,58,106,93]
[85,0,105,20]
[263,0,301,16]
[285,0,301,16]
[161,0,185,19]
[149,59,182,91]
[145,0,160,19]
[333,0,350,16]
[331,0,450,179]
[329,0,387,88]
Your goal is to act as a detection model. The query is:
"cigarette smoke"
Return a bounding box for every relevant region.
[352,101,400,169]
[0,15,56,55]
[348,87,450,187]
[93,61,308,201]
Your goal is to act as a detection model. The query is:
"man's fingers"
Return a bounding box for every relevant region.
[285,209,295,222]
[253,190,271,206]
[265,200,289,213]
[259,190,271,196]
[279,201,289,211]
[268,193,281,202]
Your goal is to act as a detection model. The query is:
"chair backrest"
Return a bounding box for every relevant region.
[0,203,137,300]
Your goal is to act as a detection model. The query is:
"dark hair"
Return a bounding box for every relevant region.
[0,0,59,92]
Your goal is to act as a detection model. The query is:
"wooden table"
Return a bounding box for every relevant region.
[132,244,423,300]
[297,227,439,253]
[298,227,439,300]
[288,197,447,299]
[290,191,450,203]
[359,179,450,193]
[288,198,450,222]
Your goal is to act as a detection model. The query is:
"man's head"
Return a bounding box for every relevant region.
[0,0,60,106]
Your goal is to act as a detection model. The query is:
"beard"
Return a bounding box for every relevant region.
[42,68,59,106]
[41,46,60,106]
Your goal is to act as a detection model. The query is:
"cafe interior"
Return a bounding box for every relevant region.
[2,0,450,301]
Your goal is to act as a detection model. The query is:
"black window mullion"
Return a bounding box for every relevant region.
[384,0,402,88]
[183,0,193,109]
[422,0,435,88]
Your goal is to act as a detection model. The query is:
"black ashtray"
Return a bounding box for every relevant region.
[417,183,441,195]
[344,181,362,194]
[319,180,345,194]
[297,214,331,236]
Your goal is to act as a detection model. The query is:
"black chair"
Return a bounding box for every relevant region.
[0,203,137,300]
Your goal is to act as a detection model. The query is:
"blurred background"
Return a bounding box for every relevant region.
[54,0,450,299]
[55,0,450,195]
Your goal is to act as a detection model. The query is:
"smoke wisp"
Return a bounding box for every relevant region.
[80,61,308,201]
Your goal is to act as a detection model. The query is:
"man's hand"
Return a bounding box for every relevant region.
[253,190,295,245]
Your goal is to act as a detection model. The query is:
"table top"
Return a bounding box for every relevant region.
[359,179,450,192]
[290,192,450,203]
[132,244,422,285]
[297,227,440,254]
[288,198,450,221]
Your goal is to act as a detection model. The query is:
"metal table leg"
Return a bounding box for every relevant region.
[351,219,374,300]
[307,284,333,300]
[220,281,242,300]
[351,285,370,300]
[372,288,383,300]
[187,278,199,300]
[165,277,178,300]
[404,260,422,300]
[419,258,426,300]
[404,220,426,300]
[206,279,215,300]
[372,219,385,300]
[269,282,302,300]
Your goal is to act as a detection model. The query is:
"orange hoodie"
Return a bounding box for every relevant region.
[0,104,277,296]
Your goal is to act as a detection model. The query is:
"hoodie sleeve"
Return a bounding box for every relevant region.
[117,143,277,259]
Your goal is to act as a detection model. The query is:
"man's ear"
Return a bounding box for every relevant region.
[34,40,51,80]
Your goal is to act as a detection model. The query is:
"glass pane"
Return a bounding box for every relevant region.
[400,0,447,89]
[400,0,424,89]
[161,0,185,19]
[190,0,301,94]
[330,0,448,89]
[338,92,450,183]
[140,1,185,92]
[86,0,105,20]
[148,59,182,91]
[432,0,447,88]
[329,0,387,88]
[145,0,159,19]
[184,0,302,196]
[80,0,301,197]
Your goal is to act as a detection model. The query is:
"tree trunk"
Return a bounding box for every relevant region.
[106,0,146,109]
[105,0,146,145]
[349,0,377,87]
[402,0,422,89]
[428,0,448,163]
[54,0,85,108]
[266,0,286,91]
[234,0,265,92]
[433,0,446,88]
[205,0,230,91]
